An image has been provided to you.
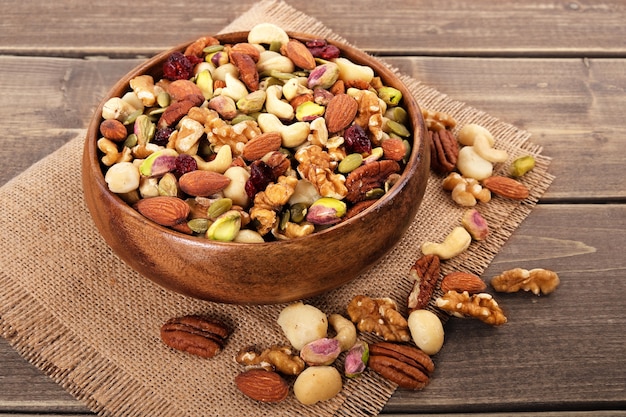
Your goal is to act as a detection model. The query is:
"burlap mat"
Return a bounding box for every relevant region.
[0,1,554,416]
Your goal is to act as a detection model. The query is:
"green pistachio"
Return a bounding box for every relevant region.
[139,148,178,177]
[306,197,347,225]
[158,172,180,197]
[510,155,536,177]
[206,210,242,242]
[345,340,369,378]
[307,63,340,90]
[377,86,402,106]
[134,114,155,146]
[236,90,267,114]
[196,69,214,100]
[295,101,325,122]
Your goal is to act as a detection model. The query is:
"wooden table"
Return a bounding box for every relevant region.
[1,1,625,415]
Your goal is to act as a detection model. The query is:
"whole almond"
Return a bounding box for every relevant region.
[230,52,259,91]
[134,196,190,227]
[381,137,407,161]
[325,93,358,133]
[99,119,127,142]
[441,271,486,294]
[482,176,530,200]
[179,170,230,197]
[167,79,204,102]
[282,39,316,70]
[242,132,282,161]
[235,369,289,403]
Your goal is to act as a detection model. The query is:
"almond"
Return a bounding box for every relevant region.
[167,79,204,102]
[235,369,289,403]
[482,176,530,200]
[242,132,282,161]
[281,39,316,70]
[229,42,260,62]
[179,170,230,197]
[134,196,190,227]
[99,119,127,142]
[325,93,358,133]
[381,137,406,161]
[441,272,486,294]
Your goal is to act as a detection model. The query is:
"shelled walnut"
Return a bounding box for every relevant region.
[491,268,560,295]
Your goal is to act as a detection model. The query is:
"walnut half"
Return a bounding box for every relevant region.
[435,291,507,326]
[491,268,560,295]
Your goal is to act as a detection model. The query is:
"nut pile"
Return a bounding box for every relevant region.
[97,23,413,242]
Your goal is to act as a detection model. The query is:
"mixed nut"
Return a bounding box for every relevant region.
[96,23,414,242]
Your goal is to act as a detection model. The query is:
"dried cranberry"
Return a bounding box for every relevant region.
[163,52,201,81]
[174,154,198,177]
[344,125,372,154]
[306,39,341,60]
[152,127,175,146]
[245,160,275,199]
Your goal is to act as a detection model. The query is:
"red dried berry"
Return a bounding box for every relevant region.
[152,127,175,147]
[245,160,275,199]
[344,125,372,154]
[306,39,340,60]
[163,52,202,81]
[174,154,198,177]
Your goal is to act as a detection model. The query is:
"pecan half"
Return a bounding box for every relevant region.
[345,159,401,203]
[368,342,435,390]
[160,315,231,358]
[428,129,459,174]
[407,254,441,312]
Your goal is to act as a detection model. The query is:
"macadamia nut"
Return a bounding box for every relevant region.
[407,309,444,355]
[277,302,328,350]
[293,365,342,405]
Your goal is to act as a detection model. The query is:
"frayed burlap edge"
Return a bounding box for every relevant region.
[0,1,554,416]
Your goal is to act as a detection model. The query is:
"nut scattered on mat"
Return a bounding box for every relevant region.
[160,315,231,358]
[368,342,435,390]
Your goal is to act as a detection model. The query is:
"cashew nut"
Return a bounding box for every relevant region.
[247,22,290,47]
[457,123,495,147]
[257,113,310,148]
[328,313,357,352]
[192,145,232,173]
[473,133,509,163]
[332,57,374,83]
[218,72,248,102]
[265,85,294,120]
[456,146,493,180]
[421,226,472,260]
[222,166,250,207]
[256,50,295,74]
[212,63,238,82]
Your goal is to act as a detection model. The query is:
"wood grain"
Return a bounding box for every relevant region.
[1,1,624,57]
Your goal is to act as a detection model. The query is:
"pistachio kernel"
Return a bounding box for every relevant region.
[510,155,536,177]
[289,202,308,223]
[206,210,242,241]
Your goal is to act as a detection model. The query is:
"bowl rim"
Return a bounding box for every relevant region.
[84,30,426,248]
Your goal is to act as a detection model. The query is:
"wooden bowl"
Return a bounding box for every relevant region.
[82,31,429,304]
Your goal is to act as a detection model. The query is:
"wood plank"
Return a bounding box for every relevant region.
[1,205,624,414]
[0,0,625,57]
[1,56,624,199]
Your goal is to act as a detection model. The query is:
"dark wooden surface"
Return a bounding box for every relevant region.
[1,1,625,415]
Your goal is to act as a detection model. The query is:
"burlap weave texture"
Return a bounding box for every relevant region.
[0,1,554,416]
